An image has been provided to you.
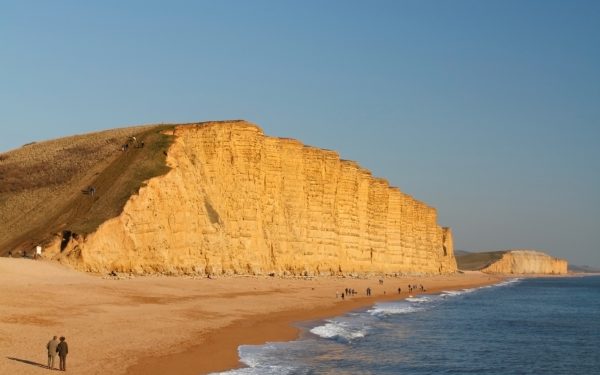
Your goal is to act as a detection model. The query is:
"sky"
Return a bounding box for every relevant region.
[1,1,599,267]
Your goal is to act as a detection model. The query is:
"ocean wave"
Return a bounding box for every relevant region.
[309,320,368,342]
[209,344,307,375]
[405,295,432,303]
[368,301,424,316]
[209,365,299,375]
[443,287,478,296]
[440,278,521,297]
[441,289,463,296]
[497,278,522,287]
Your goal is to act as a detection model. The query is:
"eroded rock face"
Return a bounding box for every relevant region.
[55,122,457,275]
[481,250,568,275]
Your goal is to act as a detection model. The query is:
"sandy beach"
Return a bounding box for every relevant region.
[0,258,503,374]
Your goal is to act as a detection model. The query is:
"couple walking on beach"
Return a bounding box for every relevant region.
[46,336,68,371]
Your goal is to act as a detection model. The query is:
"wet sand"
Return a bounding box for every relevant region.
[0,258,503,374]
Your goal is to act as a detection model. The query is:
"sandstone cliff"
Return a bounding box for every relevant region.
[481,250,567,274]
[48,121,457,276]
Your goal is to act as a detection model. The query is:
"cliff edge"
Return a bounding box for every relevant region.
[3,121,457,276]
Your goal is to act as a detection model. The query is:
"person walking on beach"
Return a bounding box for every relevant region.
[57,336,68,371]
[46,336,59,370]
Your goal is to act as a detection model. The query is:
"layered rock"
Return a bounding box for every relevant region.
[480,250,568,275]
[50,122,457,275]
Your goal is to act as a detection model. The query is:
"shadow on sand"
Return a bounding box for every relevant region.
[7,356,48,369]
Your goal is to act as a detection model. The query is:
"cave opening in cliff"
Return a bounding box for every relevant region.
[61,231,72,252]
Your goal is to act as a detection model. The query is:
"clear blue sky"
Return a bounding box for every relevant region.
[1,1,599,267]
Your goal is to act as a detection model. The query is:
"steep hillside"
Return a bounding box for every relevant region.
[457,250,567,275]
[3,121,457,276]
[456,251,505,270]
[0,125,174,254]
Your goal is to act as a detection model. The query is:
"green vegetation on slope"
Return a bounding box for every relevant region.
[0,125,175,254]
[455,251,506,271]
[68,126,175,234]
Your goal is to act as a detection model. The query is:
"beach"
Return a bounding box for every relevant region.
[0,258,502,375]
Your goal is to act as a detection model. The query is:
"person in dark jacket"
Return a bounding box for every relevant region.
[56,336,68,371]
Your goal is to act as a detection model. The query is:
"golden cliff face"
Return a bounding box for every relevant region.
[481,250,568,275]
[53,122,457,275]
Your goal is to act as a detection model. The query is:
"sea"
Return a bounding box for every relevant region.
[211,276,600,375]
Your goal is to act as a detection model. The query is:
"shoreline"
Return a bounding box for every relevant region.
[0,258,527,375]
[1,263,593,374]
[126,272,505,375]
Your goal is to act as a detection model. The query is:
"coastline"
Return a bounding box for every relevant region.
[0,258,503,375]
[126,272,504,375]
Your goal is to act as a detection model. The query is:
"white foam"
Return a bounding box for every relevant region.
[405,295,431,303]
[210,366,296,375]
[309,320,367,341]
[440,278,522,298]
[441,290,463,297]
[209,344,302,374]
[497,278,522,287]
[368,301,423,316]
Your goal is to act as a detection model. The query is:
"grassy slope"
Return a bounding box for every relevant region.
[67,126,174,233]
[0,125,175,254]
[455,251,507,271]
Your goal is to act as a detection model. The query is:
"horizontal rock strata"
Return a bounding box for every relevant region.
[481,250,568,275]
[51,122,457,275]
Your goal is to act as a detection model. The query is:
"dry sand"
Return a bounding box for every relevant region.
[0,258,503,374]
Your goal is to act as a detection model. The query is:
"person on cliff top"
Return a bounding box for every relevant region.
[57,336,68,371]
[46,336,59,370]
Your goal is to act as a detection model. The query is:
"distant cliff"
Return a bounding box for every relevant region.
[457,250,567,275]
[47,121,457,275]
